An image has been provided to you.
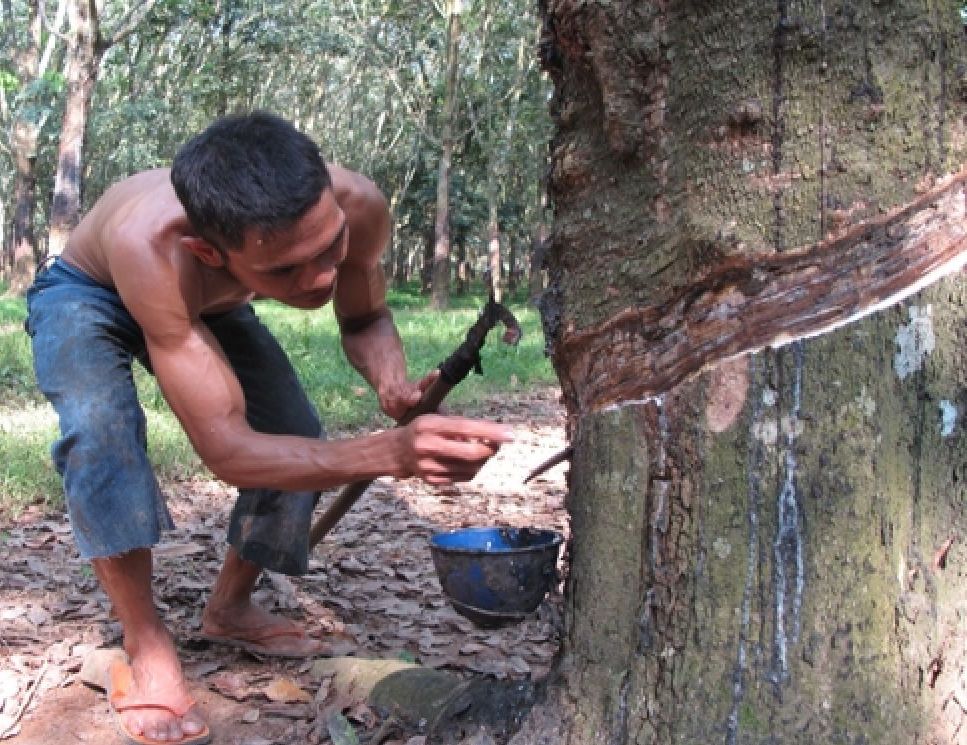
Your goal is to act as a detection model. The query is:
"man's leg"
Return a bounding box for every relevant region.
[200,305,326,655]
[26,266,209,737]
[93,550,207,741]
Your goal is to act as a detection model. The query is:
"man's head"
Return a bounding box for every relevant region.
[170,111,331,251]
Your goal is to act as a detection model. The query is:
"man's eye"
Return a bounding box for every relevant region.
[271,266,294,276]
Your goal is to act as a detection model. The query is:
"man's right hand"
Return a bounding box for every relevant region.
[395,415,514,485]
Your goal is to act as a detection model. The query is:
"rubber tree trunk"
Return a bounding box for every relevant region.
[5,0,62,292]
[47,0,101,257]
[47,0,158,256]
[10,143,38,293]
[487,210,502,302]
[518,2,967,744]
[528,223,548,301]
[431,2,463,311]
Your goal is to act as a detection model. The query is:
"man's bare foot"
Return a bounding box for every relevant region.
[200,601,328,658]
[113,634,209,743]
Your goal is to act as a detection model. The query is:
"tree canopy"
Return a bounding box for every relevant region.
[0,0,553,292]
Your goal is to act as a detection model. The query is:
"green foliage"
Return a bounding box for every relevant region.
[0,290,554,517]
[0,68,19,93]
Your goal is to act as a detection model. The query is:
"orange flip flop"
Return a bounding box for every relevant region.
[107,660,211,745]
[199,626,329,658]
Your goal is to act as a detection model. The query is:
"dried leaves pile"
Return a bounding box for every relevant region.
[0,388,569,744]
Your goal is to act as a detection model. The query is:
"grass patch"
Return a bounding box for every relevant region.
[0,404,62,514]
[255,294,553,430]
[0,285,555,518]
[0,294,27,327]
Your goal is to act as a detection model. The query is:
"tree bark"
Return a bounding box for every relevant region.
[5,0,63,291]
[47,0,159,257]
[487,209,502,302]
[47,0,100,257]
[431,2,463,310]
[10,145,38,293]
[528,223,548,301]
[522,2,967,743]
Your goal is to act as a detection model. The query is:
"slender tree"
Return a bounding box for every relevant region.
[47,0,160,257]
[2,0,64,291]
[430,0,464,310]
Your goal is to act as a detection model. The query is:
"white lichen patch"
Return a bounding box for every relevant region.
[894,305,935,380]
[762,387,778,407]
[856,386,876,418]
[713,537,732,560]
[753,420,779,445]
[752,416,804,446]
[939,400,958,437]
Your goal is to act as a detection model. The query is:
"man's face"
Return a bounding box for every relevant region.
[223,188,348,309]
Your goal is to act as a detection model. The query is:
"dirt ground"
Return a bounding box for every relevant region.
[0,387,570,745]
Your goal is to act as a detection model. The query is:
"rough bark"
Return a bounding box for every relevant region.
[528,224,549,301]
[10,144,38,293]
[47,0,159,257]
[47,0,100,257]
[4,0,62,292]
[525,2,967,744]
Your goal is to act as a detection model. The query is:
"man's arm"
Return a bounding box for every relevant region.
[332,168,426,420]
[109,238,509,491]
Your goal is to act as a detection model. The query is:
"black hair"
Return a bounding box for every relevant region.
[170,111,331,250]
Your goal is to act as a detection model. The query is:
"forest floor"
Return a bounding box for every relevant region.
[0,387,570,745]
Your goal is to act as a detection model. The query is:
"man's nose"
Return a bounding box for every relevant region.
[298,262,336,292]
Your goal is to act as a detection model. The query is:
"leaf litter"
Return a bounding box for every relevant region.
[0,387,570,744]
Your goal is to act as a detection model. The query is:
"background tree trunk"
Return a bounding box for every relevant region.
[521,2,967,743]
[10,142,38,292]
[47,0,159,257]
[47,0,100,257]
[4,0,64,291]
[431,1,463,310]
[528,223,547,301]
[487,210,502,301]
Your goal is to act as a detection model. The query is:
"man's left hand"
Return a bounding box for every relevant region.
[378,369,440,422]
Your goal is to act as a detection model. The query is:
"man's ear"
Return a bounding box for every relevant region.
[181,235,225,268]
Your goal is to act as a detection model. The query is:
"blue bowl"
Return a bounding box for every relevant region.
[429,527,564,627]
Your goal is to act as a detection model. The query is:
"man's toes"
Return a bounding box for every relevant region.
[182,710,206,736]
[145,722,170,742]
[145,717,180,742]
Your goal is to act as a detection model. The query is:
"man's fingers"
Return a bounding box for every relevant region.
[412,414,515,444]
[418,369,441,392]
[415,436,501,465]
[402,415,514,485]
[418,458,489,484]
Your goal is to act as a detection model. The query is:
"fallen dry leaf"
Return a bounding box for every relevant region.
[263,677,312,704]
[153,542,207,559]
[208,672,255,702]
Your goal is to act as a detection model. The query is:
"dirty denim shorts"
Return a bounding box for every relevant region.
[25,258,325,575]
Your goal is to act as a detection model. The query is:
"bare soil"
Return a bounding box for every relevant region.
[0,387,570,745]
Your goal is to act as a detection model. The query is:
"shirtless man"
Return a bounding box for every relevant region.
[25,111,512,745]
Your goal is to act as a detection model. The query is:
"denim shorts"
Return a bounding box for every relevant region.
[25,258,325,575]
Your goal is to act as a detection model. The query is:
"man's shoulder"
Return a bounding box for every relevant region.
[330,165,385,212]
[98,171,185,243]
